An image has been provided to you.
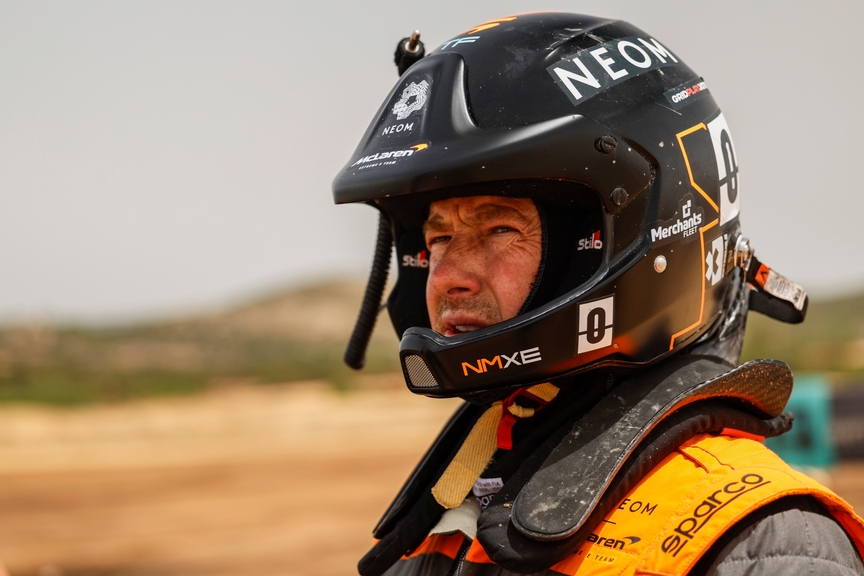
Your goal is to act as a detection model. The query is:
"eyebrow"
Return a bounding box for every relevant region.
[423,203,532,233]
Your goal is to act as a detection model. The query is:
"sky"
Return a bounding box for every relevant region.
[1,1,863,323]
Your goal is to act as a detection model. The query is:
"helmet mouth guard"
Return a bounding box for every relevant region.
[399,255,633,398]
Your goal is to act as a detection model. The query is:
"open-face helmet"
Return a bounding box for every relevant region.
[333,13,805,400]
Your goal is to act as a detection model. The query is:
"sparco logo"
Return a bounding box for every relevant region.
[462,347,541,376]
[578,230,603,251]
[392,80,430,120]
[650,194,704,246]
[402,250,428,268]
[662,473,769,557]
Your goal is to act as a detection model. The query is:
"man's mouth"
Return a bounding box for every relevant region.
[436,301,501,338]
[447,325,481,337]
[442,318,492,337]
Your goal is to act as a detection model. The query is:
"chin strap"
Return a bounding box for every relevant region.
[734,235,808,324]
[431,383,559,509]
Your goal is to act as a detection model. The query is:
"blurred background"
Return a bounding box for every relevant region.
[1,1,864,575]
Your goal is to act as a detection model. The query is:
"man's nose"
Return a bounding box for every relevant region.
[428,237,483,298]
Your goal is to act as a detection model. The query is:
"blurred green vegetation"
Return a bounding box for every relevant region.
[1,280,862,405]
[742,292,864,387]
[0,280,401,405]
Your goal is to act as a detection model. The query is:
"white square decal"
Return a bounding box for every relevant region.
[707,113,740,226]
[577,296,614,354]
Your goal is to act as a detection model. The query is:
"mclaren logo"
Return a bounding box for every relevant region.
[586,533,641,550]
[351,144,428,168]
[462,347,541,376]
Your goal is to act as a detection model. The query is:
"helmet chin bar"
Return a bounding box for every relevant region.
[397,233,809,399]
[398,239,645,399]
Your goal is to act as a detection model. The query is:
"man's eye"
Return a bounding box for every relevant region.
[427,235,451,246]
[492,226,518,234]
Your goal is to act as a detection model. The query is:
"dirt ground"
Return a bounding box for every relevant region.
[0,377,861,576]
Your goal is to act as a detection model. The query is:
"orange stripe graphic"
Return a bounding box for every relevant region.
[676,124,720,213]
[668,218,719,349]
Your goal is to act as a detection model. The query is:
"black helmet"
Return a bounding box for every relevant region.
[333,13,802,399]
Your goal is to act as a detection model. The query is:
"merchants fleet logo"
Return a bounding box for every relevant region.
[650,194,704,246]
[547,36,678,105]
[462,347,541,377]
[578,230,603,251]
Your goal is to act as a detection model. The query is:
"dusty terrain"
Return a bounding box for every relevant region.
[0,375,460,576]
[0,377,861,576]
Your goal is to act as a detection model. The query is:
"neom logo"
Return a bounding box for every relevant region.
[462,347,541,376]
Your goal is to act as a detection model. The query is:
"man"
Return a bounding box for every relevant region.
[333,13,864,575]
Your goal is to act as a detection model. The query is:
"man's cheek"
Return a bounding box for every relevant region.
[425,291,440,330]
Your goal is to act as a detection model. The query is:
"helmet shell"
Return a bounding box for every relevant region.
[333,13,741,397]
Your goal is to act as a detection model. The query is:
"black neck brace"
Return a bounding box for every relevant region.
[358,355,793,576]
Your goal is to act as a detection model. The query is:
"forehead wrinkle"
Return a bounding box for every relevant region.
[423,198,536,234]
[468,204,533,227]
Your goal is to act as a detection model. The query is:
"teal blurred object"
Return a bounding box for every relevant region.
[764,374,837,468]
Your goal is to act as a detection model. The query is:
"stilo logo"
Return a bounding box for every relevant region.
[578,230,603,251]
[402,250,429,268]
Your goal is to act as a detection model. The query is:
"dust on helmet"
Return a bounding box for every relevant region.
[333,13,804,399]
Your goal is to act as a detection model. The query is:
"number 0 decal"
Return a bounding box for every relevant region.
[707,113,740,226]
[577,296,615,354]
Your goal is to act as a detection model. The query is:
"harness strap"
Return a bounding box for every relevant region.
[431,383,559,509]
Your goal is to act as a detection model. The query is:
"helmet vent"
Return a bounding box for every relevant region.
[404,355,438,388]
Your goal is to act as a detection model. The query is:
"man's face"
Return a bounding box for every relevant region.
[423,196,542,337]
